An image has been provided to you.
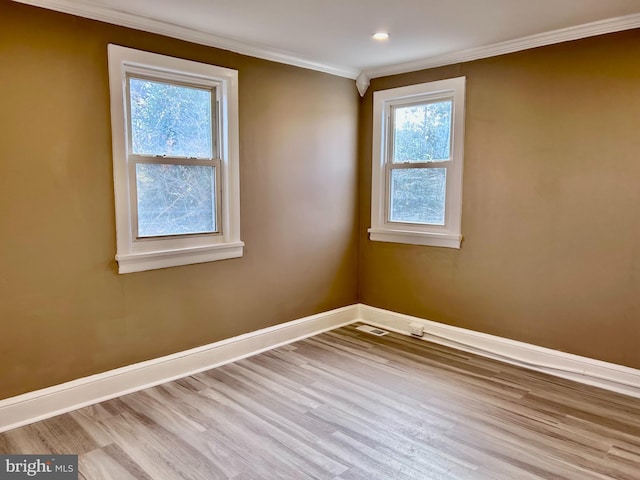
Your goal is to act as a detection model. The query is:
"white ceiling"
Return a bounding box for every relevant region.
[14,0,640,80]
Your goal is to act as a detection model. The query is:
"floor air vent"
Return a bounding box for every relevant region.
[356,325,389,336]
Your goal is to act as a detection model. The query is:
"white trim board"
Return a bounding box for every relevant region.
[359,304,640,399]
[0,305,359,433]
[363,13,640,79]
[11,2,640,83]
[11,0,359,79]
[2,303,639,433]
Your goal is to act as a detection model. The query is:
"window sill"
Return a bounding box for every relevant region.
[368,228,461,249]
[116,241,244,274]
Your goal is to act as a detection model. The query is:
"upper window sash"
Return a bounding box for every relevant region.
[125,74,219,160]
[387,97,454,165]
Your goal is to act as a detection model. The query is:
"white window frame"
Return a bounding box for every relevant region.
[108,44,243,273]
[369,76,466,249]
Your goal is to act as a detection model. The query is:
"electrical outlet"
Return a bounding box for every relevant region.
[409,323,424,337]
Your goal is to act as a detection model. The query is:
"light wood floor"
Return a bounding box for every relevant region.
[2,324,640,479]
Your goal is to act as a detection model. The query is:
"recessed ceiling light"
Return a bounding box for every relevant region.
[372,32,389,41]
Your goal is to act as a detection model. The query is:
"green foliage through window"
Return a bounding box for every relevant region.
[136,164,216,237]
[393,100,452,163]
[389,100,451,224]
[390,168,446,225]
[129,78,213,158]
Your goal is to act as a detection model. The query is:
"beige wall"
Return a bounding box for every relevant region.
[2,1,639,401]
[0,2,359,399]
[359,30,640,369]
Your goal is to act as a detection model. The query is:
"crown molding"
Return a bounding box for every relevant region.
[11,0,360,80]
[12,1,640,87]
[355,72,370,97]
[364,12,640,79]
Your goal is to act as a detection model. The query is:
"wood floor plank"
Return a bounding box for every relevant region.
[79,444,153,480]
[1,323,639,479]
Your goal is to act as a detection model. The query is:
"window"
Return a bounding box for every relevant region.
[369,77,466,248]
[108,45,242,273]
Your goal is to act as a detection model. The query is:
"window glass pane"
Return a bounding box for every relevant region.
[136,164,216,237]
[129,78,212,158]
[390,168,446,225]
[393,100,452,163]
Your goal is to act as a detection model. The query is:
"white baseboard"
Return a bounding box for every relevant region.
[359,304,640,399]
[3,303,639,434]
[0,304,359,433]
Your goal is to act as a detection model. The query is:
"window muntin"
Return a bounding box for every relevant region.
[369,77,465,249]
[108,45,243,273]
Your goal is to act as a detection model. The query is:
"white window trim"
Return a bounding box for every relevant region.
[108,44,243,273]
[369,76,466,249]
